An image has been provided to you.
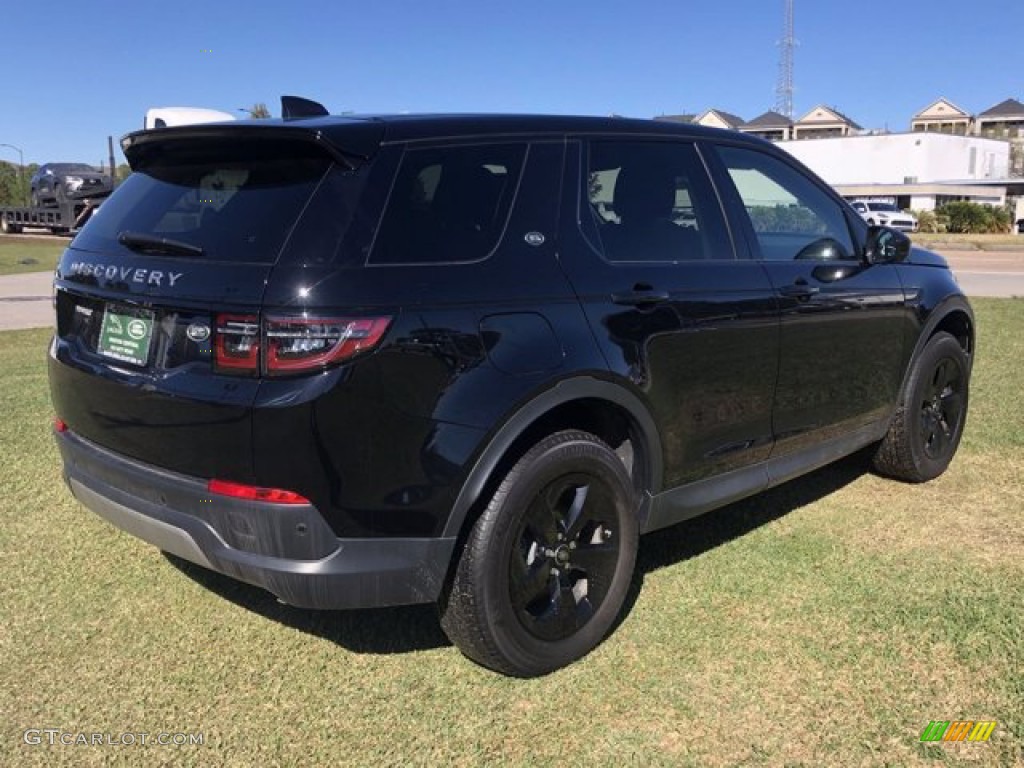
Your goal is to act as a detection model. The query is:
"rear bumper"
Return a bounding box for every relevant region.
[56,428,456,609]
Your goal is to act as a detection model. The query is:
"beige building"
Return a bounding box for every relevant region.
[791,105,861,140]
[975,98,1024,139]
[692,109,745,131]
[739,111,793,141]
[910,98,972,135]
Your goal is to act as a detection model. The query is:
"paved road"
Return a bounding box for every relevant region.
[2,249,1022,332]
[0,271,53,331]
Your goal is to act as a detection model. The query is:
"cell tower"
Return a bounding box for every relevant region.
[775,0,795,119]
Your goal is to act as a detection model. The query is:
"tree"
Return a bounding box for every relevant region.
[242,103,271,119]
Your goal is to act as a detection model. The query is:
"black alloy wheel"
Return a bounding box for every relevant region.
[441,430,639,677]
[873,331,969,482]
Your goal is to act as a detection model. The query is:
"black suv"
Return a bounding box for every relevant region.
[50,112,973,677]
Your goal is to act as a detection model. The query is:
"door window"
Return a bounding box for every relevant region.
[716,146,855,261]
[584,141,731,262]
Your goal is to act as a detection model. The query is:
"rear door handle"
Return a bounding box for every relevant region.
[778,283,820,299]
[611,290,670,307]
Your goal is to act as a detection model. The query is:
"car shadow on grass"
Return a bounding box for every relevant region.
[165,450,872,657]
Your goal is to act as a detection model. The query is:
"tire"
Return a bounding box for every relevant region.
[440,430,639,677]
[872,331,969,482]
[1,214,21,235]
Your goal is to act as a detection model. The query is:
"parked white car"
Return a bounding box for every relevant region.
[850,201,919,232]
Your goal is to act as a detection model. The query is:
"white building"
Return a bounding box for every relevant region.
[777,132,1011,210]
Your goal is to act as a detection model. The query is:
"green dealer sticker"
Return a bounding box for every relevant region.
[98,307,154,366]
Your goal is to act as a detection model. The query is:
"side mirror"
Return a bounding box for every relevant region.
[864,225,910,264]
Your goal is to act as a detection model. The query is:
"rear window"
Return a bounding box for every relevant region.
[75,139,340,264]
[369,143,526,265]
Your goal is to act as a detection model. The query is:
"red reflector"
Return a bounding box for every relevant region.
[207,479,310,505]
[54,417,68,433]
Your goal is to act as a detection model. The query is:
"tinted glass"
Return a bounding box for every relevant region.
[717,146,855,261]
[74,139,334,264]
[370,143,526,265]
[585,141,731,262]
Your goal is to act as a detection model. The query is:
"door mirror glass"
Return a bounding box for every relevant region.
[864,225,911,264]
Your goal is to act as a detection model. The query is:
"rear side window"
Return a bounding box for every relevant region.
[369,143,526,265]
[585,140,731,262]
[76,139,336,264]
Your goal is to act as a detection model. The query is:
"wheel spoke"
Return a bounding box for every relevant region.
[543,571,585,637]
[570,541,618,576]
[562,484,590,540]
[510,555,552,609]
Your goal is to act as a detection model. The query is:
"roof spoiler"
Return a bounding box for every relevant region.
[281,95,329,120]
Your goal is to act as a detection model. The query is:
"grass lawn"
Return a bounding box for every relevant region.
[0,237,65,276]
[1,300,1021,766]
[912,232,1024,251]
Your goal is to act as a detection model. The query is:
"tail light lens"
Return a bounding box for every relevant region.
[214,313,391,377]
[265,316,391,375]
[208,478,310,505]
[214,314,260,374]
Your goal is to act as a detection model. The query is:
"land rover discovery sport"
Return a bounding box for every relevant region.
[50,109,973,677]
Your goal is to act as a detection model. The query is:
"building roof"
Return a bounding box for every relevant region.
[978,98,1024,118]
[912,97,971,120]
[796,105,862,130]
[743,110,793,128]
[701,109,745,128]
[654,114,697,124]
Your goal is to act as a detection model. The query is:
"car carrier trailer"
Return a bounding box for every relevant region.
[0,199,103,235]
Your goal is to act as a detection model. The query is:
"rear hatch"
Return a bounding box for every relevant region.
[50,123,382,480]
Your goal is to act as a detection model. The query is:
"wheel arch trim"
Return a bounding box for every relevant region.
[442,376,663,538]
[899,294,974,402]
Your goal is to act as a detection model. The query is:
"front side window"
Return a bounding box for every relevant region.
[585,140,731,262]
[716,145,855,261]
[369,143,526,265]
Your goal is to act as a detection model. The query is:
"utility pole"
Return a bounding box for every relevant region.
[775,0,796,120]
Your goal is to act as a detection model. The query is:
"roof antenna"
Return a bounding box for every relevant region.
[281,95,329,120]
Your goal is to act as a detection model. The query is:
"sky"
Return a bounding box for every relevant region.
[1,0,1021,168]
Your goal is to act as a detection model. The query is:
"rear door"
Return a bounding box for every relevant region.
[50,131,377,481]
[706,143,907,458]
[557,138,779,491]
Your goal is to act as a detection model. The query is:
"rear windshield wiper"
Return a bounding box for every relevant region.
[118,231,205,257]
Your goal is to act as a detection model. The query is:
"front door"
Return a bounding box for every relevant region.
[707,143,908,457]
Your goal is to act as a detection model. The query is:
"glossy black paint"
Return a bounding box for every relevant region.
[49,113,973,609]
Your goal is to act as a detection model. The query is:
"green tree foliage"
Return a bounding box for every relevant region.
[243,103,271,119]
[937,201,1012,233]
[746,204,826,234]
[0,161,33,206]
[912,209,941,233]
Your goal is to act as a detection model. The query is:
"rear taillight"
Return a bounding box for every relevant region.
[208,478,310,505]
[214,313,390,377]
[54,417,68,433]
[265,316,391,375]
[214,314,260,374]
